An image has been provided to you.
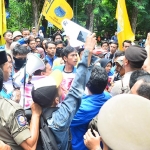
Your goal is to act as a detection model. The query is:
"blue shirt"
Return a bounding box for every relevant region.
[0,85,12,99]
[46,50,97,150]
[71,92,111,150]
[45,55,57,67]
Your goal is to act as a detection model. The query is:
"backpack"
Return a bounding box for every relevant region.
[39,107,59,150]
[25,107,72,150]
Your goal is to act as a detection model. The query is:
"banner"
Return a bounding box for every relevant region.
[42,0,73,29]
[116,0,135,50]
[0,0,7,45]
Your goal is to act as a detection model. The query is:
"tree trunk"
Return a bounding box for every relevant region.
[31,0,39,28]
[130,6,138,34]
[85,4,95,32]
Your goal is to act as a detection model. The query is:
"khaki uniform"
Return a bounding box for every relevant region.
[0,96,31,150]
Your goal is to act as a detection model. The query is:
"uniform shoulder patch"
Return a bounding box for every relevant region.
[17,115,26,126]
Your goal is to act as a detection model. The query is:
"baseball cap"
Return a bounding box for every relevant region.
[125,45,147,62]
[115,56,124,66]
[98,94,150,150]
[31,70,63,107]
[13,31,23,39]
[0,46,8,65]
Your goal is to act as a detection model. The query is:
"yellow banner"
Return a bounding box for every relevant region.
[42,0,73,29]
[116,0,135,50]
[0,0,7,45]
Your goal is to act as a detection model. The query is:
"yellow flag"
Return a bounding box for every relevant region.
[42,0,73,29]
[0,0,7,45]
[116,0,135,50]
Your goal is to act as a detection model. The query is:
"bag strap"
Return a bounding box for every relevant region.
[42,107,59,123]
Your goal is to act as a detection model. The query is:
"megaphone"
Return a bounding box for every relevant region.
[13,53,45,88]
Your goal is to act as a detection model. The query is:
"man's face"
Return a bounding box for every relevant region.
[14,36,22,42]
[29,40,36,50]
[64,51,78,66]
[32,29,36,34]
[4,32,13,44]
[123,42,131,51]
[102,43,108,50]
[35,38,41,47]
[115,62,125,76]
[22,30,30,38]
[55,35,62,42]
[110,44,118,54]
[2,62,11,82]
[46,43,56,57]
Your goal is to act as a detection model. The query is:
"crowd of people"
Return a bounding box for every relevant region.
[0,27,150,150]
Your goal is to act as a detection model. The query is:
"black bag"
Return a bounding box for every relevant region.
[40,107,59,150]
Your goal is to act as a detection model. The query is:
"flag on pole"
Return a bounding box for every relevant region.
[0,0,7,45]
[116,0,135,50]
[42,0,73,29]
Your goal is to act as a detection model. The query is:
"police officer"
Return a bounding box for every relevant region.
[0,49,42,150]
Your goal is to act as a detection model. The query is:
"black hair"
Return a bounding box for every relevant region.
[122,40,132,46]
[86,66,108,94]
[34,60,48,75]
[53,33,63,41]
[136,75,150,100]
[12,44,29,56]
[101,41,109,47]
[0,69,3,91]
[114,51,125,59]
[3,31,13,37]
[55,40,64,46]
[110,41,118,47]
[78,48,84,57]
[21,28,30,33]
[129,61,144,70]
[129,70,149,89]
[45,41,56,49]
[61,46,77,60]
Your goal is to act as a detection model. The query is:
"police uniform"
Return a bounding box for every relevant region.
[0,96,31,150]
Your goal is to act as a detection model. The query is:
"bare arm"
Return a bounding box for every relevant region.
[20,103,41,150]
[142,33,150,73]
[0,141,11,150]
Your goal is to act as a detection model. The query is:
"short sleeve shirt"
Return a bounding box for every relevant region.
[0,97,31,150]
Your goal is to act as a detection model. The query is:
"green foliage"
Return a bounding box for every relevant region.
[7,0,32,31]
[7,0,150,37]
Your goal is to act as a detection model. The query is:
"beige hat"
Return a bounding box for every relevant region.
[115,56,124,66]
[98,94,150,150]
[13,31,23,39]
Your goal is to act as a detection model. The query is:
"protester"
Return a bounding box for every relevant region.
[21,28,30,38]
[53,33,63,42]
[71,66,111,150]
[3,31,13,55]
[12,31,23,42]
[52,40,65,67]
[105,42,118,64]
[12,44,29,72]
[53,46,78,101]
[122,40,132,51]
[111,31,118,42]
[130,74,150,99]
[28,37,45,59]
[45,41,57,67]
[31,33,97,150]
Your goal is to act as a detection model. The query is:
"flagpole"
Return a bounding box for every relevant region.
[37,0,46,34]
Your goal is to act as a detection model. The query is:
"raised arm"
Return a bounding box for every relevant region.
[142,33,150,73]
